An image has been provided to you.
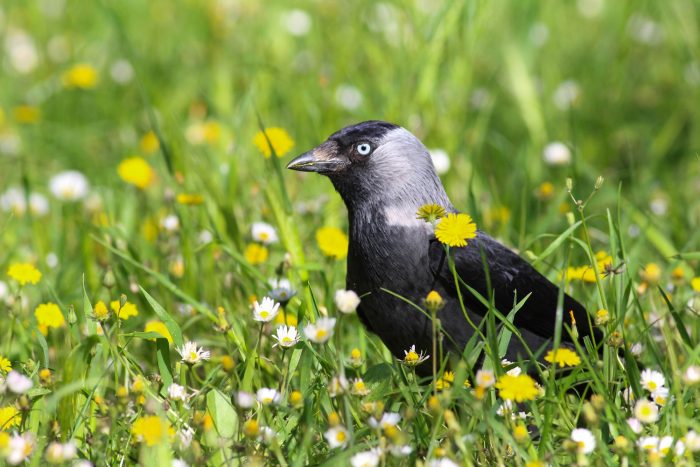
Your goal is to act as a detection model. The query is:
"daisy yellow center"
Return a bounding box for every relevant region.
[405,351,419,363]
[282,336,292,344]
[260,310,269,319]
[259,232,269,241]
[188,351,198,361]
[336,431,346,442]
[315,329,327,340]
[648,381,657,390]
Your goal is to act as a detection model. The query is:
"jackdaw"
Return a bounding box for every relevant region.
[287,120,598,376]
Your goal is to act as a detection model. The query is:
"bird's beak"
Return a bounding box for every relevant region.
[286,141,347,174]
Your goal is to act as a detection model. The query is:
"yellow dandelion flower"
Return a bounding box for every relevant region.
[131,415,170,446]
[536,181,555,200]
[7,262,41,286]
[544,348,581,368]
[93,300,109,320]
[435,213,477,248]
[13,105,41,124]
[39,368,52,385]
[0,406,20,430]
[140,131,160,154]
[144,320,173,344]
[110,300,139,320]
[253,127,295,158]
[436,371,455,390]
[118,157,156,189]
[641,263,661,285]
[176,193,204,205]
[244,243,269,265]
[692,277,700,292]
[34,303,66,332]
[132,377,146,393]
[62,63,99,89]
[0,356,11,374]
[316,227,349,259]
[416,204,446,223]
[495,374,539,402]
[221,355,235,371]
[243,419,259,438]
[425,290,444,312]
[513,424,529,443]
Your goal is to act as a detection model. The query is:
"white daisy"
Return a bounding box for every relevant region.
[49,170,89,201]
[251,222,278,245]
[272,325,300,348]
[177,341,211,364]
[685,430,700,452]
[627,417,642,434]
[350,449,380,467]
[369,412,400,430]
[6,370,33,394]
[638,436,659,452]
[658,436,675,457]
[303,317,336,344]
[334,289,360,314]
[235,391,255,409]
[501,359,522,376]
[682,365,700,385]
[634,399,659,424]
[328,374,348,397]
[475,369,496,388]
[640,369,666,392]
[543,141,572,166]
[253,297,280,323]
[6,432,35,465]
[651,387,669,406]
[256,387,280,405]
[323,425,349,448]
[571,428,596,454]
[167,383,188,402]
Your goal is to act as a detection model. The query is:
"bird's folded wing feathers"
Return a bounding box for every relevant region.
[429,233,601,344]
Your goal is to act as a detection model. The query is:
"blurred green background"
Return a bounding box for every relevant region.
[2,0,699,263]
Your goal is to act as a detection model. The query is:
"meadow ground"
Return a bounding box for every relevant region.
[1,0,700,465]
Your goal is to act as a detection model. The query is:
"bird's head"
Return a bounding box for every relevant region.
[287,121,450,210]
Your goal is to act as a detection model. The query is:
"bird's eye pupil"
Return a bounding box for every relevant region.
[357,143,371,155]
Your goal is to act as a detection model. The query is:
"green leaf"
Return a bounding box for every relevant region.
[530,221,582,266]
[140,286,184,348]
[155,337,174,393]
[206,389,239,439]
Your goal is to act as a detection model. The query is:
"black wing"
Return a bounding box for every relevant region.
[429,232,601,344]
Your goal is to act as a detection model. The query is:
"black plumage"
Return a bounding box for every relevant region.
[288,121,599,376]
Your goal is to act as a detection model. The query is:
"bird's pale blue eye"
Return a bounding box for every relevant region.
[356,143,372,156]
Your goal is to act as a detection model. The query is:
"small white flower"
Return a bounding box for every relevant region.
[303,317,336,344]
[685,430,700,452]
[675,439,686,456]
[638,436,659,452]
[389,444,412,457]
[110,59,134,84]
[350,378,370,396]
[282,9,312,36]
[176,341,211,364]
[651,386,669,406]
[501,359,522,376]
[658,436,675,457]
[198,230,213,245]
[428,459,459,467]
[328,374,348,397]
[640,369,666,392]
[577,0,604,18]
[475,369,495,388]
[350,449,380,467]
[401,344,429,366]
[6,370,33,394]
[543,142,572,166]
[335,84,363,111]
[0,280,8,299]
[0,187,27,215]
[529,22,549,46]
[259,426,277,444]
[272,325,300,348]
[235,391,255,409]
[630,342,643,356]
[178,426,194,448]
[627,417,642,434]
[253,297,280,323]
[49,170,89,201]
[324,425,349,448]
[6,29,39,74]
[167,383,188,402]
[46,441,77,463]
[621,386,635,404]
[256,387,280,405]
[45,252,59,269]
[160,214,180,232]
[682,365,700,385]
[6,432,35,465]
[571,428,596,454]
[369,412,400,430]
[553,80,580,110]
[429,148,450,175]
[251,222,278,245]
[29,193,49,217]
[634,399,659,424]
[172,459,188,467]
[496,400,514,416]
[334,289,360,314]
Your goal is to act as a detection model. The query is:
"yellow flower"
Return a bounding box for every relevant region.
[425,290,444,312]
[176,193,204,205]
[131,415,171,446]
[7,262,41,286]
[13,105,41,124]
[221,356,235,371]
[436,371,455,390]
[274,311,298,327]
[435,213,477,248]
[110,300,139,320]
[244,243,269,265]
[118,157,156,189]
[641,263,661,285]
[0,406,20,430]
[0,356,11,374]
[536,181,555,200]
[513,424,529,443]
[140,131,160,154]
[35,303,66,334]
[416,204,446,223]
[495,374,539,402]
[253,127,295,158]
[62,63,99,89]
[93,300,109,320]
[692,277,700,292]
[144,320,173,343]
[243,419,259,438]
[316,227,349,259]
[544,348,581,368]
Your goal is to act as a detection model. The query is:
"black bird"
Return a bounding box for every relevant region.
[287,121,598,376]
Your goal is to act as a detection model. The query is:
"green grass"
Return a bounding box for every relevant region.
[1,0,699,465]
